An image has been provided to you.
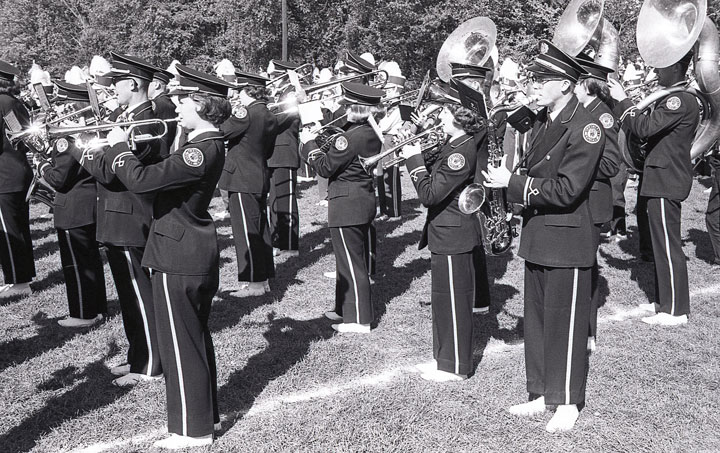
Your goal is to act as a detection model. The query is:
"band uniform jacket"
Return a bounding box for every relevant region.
[152,93,179,151]
[220,100,279,194]
[507,96,605,268]
[38,138,97,230]
[405,134,481,255]
[68,101,166,246]
[0,94,33,193]
[614,87,699,201]
[268,113,300,169]
[300,123,380,227]
[104,131,225,275]
[586,98,620,224]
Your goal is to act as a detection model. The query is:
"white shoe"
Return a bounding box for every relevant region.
[318,200,328,207]
[214,422,222,431]
[297,176,314,182]
[420,369,466,382]
[614,233,628,242]
[110,363,131,376]
[587,336,596,352]
[112,372,162,387]
[638,302,659,312]
[414,360,438,374]
[546,404,579,433]
[153,433,213,450]
[274,248,299,258]
[58,314,103,328]
[473,306,490,314]
[231,282,267,297]
[0,283,32,299]
[323,271,336,279]
[331,323,371,333]
[212,211,229,221]
[508,396,547,417]
[324,311,343,321]
[641,313,688,326]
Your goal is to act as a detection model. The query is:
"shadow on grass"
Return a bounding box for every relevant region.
[685,227,716,264]
[0,344,129,453]
[600,225,656,303]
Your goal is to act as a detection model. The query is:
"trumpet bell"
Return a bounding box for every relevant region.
[436,17,497,83]
[637,0,706,68]
[458,183,486,215]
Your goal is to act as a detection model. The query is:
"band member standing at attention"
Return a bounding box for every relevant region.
[483,40,604,432]
[376,61,406,220]
[0,61,36,299]
[299,82,384,333]
[401,95,483,382]
[220,70,278,296]
[37,82,107,327]
[267,60,302,256]
[88,65,232,450]
[608,52,699,326]
[573,55,621,350]
[67,53,166,386]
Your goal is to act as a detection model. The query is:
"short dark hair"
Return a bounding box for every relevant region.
[190,93,231,127]
[243,85,270,102]
[0,77,22,96]
[447,104,484,135]
[582,77,616,109]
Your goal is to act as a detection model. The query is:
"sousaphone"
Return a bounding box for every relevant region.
[436,17,497,83]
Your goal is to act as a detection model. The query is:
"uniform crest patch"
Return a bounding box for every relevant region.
[182,148,204,167]
[599,113,614,129]
[583,124,601,144]
[334,136,348,151]
[447,153,465,170]
[56,138,69,153]
[666,96,681,111]
[234,106,248,119]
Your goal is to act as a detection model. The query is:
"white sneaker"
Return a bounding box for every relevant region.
[153,433,212,450]
[587,336,597,352]
[420,369,466,382]
[58,314,103,328]
[508,396,547,417]
[331,323,371,333]
[231,282,267,297]
[546,404,579,433]
[318,200,328,207]
[641,313,688,326]
[638,302,659,312]
[323,271,337,279]
[110,363,131,376]
[324,311,343,321]
[0,283,32,299]
[112,372,162,387]
[212,211,230,221]
[297,176,315,182]
[473,306,490,314]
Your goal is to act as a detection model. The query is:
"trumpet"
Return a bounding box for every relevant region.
[302,70,389,97]
[47,96,117,125]
[358,125,445,173]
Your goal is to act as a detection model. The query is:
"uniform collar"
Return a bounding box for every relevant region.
[449,133,471,148]
[588,97,603,112]
[187,129,224,144]
[125,100,152,116]
[188,127,219,141]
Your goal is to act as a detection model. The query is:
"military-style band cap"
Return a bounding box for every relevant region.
[54,81,90,102]
[338,82,385,105]
[527,39,587,83]
[153,70,174,84]
[269,59,301,73]
[575,52,614,81]
[343,51,375,74]
[0,60,21,81]
[169,64,236,97]
[234,70,270,87]
[450,62,492,79]
[106,52,161,82]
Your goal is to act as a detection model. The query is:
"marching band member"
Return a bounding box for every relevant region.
[573,54,621,349]
[608,51,699,326]
[0,60,36,299]
[267,60,302,256]
[299,82,384,333]
[401,88,484,382]
[377,60,406,220]
[483,40,604,432]
[96,65,233,450]
[149,69,179,151]
[219,69,278,296]
[37,82,107,327]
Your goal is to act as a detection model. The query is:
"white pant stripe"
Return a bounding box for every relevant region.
[447,256,460,374]
[393,167,399,215]
[565,268,579,405]
[339,228,360,323]
[64,231,83,318]
[237,193,254,281]
[660,199,677,315]
[124,248,153,375]
[0,207,17,283]
[288,169,294,249]
[162,272,188,435]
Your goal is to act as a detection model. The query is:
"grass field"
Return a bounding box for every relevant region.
[1,171,719,453]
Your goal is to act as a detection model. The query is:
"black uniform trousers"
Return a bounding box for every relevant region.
[590,224,602,340]
[57,224,107,319]
[298,161,315,179]
[647,198,690,316]
[524,262,592,405]
[705,165,720,263]
[365,224,376,276]
[377,166,402,218]
[609,163,628,236]
[151,270,219,438]
[0,192,35,284]
[637,176,652,257]
[330,224,373,324]
[431,252,474,375]
[473,246,490,309]
[228,192,275,282]
[269,168,299,251]
[105,245,162,376]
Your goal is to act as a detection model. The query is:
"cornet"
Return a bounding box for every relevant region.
[358,125,445,173]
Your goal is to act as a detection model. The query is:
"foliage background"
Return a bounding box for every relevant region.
[0,0,718,81]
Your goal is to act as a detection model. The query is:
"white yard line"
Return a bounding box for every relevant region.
[68,428,164,453]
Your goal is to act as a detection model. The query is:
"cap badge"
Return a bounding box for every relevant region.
[182,148,204,167]
[334,136,348,151]
[447,153,466,171]
[234,105,248,119]
[666,96,681,111]
[56,138,69,153]
[599,113,614,129]
[539,42,549,54]
[583,124,602,144]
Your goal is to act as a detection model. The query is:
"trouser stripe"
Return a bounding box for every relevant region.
[0,207,17,283]
[660,199,677,315]
[65,231,83,318]
[447,256,460,374]
[339,228,360,323]
[237,193,254,281]
[124,248,153,375]
[288,169,294,249]
[565,267,579,405]
[162,273,188,435]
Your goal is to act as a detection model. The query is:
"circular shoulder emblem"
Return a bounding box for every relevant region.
[234,106,248,119]
[447,153,466,171]
[583,124,601,144]
[182,148,204,167]
[334,136,349,151]
[599,113,614,129]
[56,138,69,153]
[666,96,681,111]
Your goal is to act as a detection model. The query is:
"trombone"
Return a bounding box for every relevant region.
[358,125,445,174]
